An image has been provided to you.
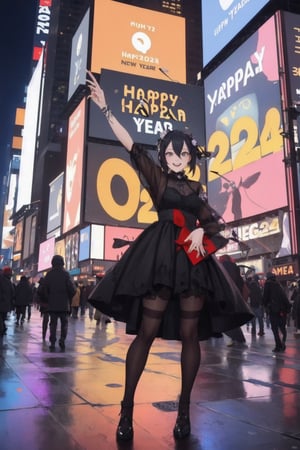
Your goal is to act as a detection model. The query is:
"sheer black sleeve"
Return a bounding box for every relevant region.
[195,185,226,236]
[130,144,166,209]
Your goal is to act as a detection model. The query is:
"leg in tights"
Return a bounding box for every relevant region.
[121,295,169,418]
[177,294,204,417]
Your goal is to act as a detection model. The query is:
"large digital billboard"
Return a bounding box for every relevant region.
[1,173,17,251]
[14,220,24,254]
[38,237,55,272]
[204,16,287,224]
[85,142,158,228]
[68,8,90,100]
[282,12,300,105]
[63,98,86,234]
[202,0,270,67]
[90,225,105,260]
[47,172,63,234]
[17,53,43,211]
[23,214,37,260]
[79,225,90,262]
[78,225,105,261]
[91,0,186,82]
[55,238,65,262]
[89,69,205,147]
[65,232,79,271]
[32,0,52,64]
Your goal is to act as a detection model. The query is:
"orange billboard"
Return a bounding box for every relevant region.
[91,0,186,83]
[63,98,86,233]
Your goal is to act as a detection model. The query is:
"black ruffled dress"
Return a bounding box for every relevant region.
[89,144,253,340]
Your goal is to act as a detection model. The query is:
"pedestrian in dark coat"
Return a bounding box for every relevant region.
[247,275,264,336]
[262,272,291,352]
[15,276,33,326]
[0,267,15,336]
[44,255,76,351]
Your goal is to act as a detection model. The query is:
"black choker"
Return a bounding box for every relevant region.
[170,171,187,180]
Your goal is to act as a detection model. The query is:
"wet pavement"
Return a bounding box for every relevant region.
[1,309,300,450]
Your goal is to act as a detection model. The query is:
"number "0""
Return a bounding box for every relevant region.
[97,158,140,221]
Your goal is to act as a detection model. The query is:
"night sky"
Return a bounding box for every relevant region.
[0,0,37,153]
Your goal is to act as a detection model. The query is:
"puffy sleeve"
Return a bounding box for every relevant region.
[130,143,166,209]
[196,187,226,236]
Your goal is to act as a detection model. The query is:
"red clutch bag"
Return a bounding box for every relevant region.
[175,226,228,265]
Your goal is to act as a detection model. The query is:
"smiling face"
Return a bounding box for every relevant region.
[165,142,191,173]
[158,130,197,175]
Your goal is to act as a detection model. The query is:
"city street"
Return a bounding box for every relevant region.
[1,308,300,450]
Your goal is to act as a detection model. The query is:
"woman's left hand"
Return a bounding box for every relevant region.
[184,227,206,257]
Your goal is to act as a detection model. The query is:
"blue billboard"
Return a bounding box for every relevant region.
[79,225,91,261]
[202,0,270,67]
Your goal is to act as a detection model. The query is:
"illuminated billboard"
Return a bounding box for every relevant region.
[23,214,37,260]
[219,213,290,259]
[68,8,90,100]
[63,98,86,233]
[55,238,65,261]
[78,225,105,261]
[1,173,17,250]
[91,0,186,82]
[79,226,90,261]
[89,69,205,147]
[65,232,79,271]
[32,0,52,64]
[85,142,158,228]
[14,220,24,254]
[91,225,104,260]
[47,172,63,234]
[17,53,43,211]
[282,12,300,105]
[204,16,287,224]
[202,0,270,67]
[38,237,55,272]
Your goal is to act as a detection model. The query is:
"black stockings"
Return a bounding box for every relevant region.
[121,294,204,419]
[121,296,167,417]
[178,296,203,415]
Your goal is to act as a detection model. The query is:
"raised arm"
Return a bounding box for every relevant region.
[86,70,134,152]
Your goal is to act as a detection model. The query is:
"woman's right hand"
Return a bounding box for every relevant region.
[86,70,107,110]
[184,227,206,257]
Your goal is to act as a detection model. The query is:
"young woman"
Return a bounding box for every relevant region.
[86,71,253,441]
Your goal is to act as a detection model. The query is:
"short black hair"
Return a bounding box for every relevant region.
[158,129,197,174]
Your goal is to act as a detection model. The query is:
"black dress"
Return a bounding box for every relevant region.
[89,144,253,340]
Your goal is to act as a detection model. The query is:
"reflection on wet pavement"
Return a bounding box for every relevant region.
[1,309,300,449]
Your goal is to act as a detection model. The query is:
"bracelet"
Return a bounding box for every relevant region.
[101,105,109,113]
[100,105,112,121]
[101,105,110,115]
